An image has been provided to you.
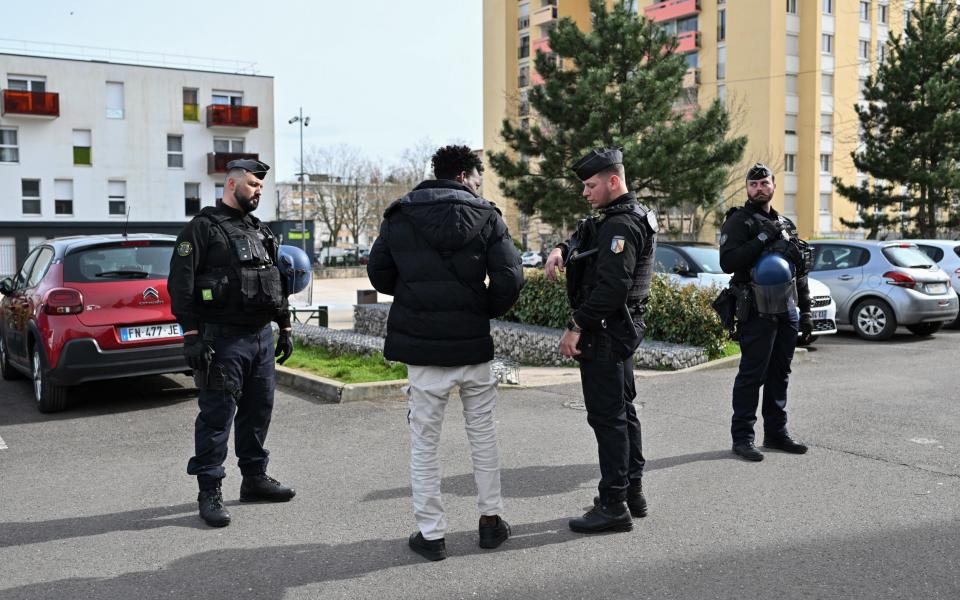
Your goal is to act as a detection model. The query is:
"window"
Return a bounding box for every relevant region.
[185,183,201,216]
[859,77,868,98]
[786,0,797,14]
[821,113,833,135]
[785,114,798,134]
[213,138,244,153]
[784,193,796,215]
[823,0,832,15]
[717,84,726,103]
[108,181,126,216]
[786,74,798,96]
[877,44,887,64]
[22,179,40,215]
[819,193,832,213]
[684,53,698,68]
[677,16,698,34]
[215,184,224,202]
[820,154,832,173]
[879,3,888,24]
[784,153,796,173]
[0,128,18,163]
[812,245,869,271]
[212,90,243,106]
[73,129,92,165]
[106,82,124,119]
[662,20,677,36]
[167,135,184,168]
[717,9,726,42]
[26,247,54,288]
[859,39,870,61]
[7,76,45,92]
[519,35,530,59]
[183,88,199,121]
[822,34,833,54]
[860,1,870,21]
[717,46,726,79]
[654,246,687,274]
[786,34,799,56]
[821,73,833,95]
[55,179,73,216]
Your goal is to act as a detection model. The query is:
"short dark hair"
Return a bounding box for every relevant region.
[432,145,483,180]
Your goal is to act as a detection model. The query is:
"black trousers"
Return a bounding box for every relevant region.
[579,339,645,505]
[187,324,276,488]
[731,312,798,444]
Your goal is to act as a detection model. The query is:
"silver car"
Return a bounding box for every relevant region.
[808,240,959,341]
[890,239,960,329]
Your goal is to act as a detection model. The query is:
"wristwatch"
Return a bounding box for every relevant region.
[566,319,582,333]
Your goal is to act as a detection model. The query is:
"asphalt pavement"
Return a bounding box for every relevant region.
[0,329,958,599]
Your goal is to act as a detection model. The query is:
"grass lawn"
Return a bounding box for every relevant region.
[282,342,407,384]
[718,340,741,359]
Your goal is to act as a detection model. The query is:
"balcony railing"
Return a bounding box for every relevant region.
[644,0,700,23]
[676,31,701,53]
[207,152,259,174]
[531,4,558,28]
[682,68,701,88]
[2,89,60,118]
[206,104,259,128]
[518,16,530,29]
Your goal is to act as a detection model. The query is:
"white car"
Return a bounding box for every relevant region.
[521,251,543,268]
[655,242,837,345]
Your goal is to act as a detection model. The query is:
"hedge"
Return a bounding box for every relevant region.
[503,271,728,358]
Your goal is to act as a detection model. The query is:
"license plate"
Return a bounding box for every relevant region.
[926,283,947,294]
[119,323,183,342]
[812,310,827,320]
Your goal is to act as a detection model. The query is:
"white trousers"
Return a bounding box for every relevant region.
[406,361,503,540]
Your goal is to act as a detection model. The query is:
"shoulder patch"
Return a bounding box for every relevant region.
[647,210,659,233]
[610,236,626,254]
[719,233,728,246]
[177,241,193,257]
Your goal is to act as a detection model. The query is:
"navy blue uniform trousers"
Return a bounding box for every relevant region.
[187,324,275,487]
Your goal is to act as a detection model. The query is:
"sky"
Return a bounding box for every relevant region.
[3,0,484,181]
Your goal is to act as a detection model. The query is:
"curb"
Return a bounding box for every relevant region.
[664,346,810,375]
[276,365,407,404]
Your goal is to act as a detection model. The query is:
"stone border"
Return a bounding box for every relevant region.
[276,365,406,404]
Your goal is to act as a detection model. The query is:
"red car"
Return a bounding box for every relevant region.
[0,234,188,412]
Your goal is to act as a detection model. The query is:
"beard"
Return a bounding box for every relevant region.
[235,189,260,213]
[748,192,772,205]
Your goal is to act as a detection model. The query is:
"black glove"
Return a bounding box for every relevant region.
[769,239,803,268]
[183,334,213,372]
[799,313,814,345]
[757,219,785,244]
[275,329,294,365]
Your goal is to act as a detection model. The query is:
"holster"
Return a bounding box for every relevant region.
[733,284,753,323]
[711,288,737,333]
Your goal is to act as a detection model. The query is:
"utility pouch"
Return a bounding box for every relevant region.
[734,284,753,322]
[711,287,737,333]
[195,273,230,308]
[240,266,283,311]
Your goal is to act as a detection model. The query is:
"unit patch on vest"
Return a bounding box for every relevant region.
[177,241,193,257]
[719,233,728,246]
[610,236,625,254]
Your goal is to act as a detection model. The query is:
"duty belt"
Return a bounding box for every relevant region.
[202,322,269,336]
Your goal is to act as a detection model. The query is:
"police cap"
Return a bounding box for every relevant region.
[571,147,623,181]
[746,163,773,181]
[226,158,271,180]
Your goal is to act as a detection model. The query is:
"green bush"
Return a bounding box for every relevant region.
[502,272,728,358]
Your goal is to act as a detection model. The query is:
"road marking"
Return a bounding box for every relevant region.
[910,438,940,445]
[0,435,7,450]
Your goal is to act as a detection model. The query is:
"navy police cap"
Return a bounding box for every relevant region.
[226,158,270,180]
[571,147,623,181]
[746,163,773,181]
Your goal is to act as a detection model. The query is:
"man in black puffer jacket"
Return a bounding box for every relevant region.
[367,145,523,562]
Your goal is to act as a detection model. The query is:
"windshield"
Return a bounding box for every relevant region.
[681,247,724,274]
[882,245,934,269]
[63,243,174,283]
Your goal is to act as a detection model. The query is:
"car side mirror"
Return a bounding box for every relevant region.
[0,277,13,295]
[672,262,693,276]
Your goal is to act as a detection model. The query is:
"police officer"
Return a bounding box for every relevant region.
[545,147,657,534]
[168,159,296,527]
[719,163,813,462]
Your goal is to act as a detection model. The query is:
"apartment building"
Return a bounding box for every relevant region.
[483,0,908,241]
[0,52,275,275]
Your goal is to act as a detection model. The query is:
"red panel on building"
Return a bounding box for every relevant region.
[207,152,260,174]
[206,104,259,128]
[1,90,60,117]
[675,31,700,54]
[644,0,700,23]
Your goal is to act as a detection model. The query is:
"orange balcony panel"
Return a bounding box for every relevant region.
[531,4,557,28]
[645,0,700,23]
[207,152,259,174]
[532,38,551,56]
[2,89,60,118]
[676,31,700,53]
[206,104,259,128]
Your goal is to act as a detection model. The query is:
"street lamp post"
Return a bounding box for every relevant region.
[288,108,310,253]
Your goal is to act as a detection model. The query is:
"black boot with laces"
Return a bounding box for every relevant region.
[198,487,231,527]
[240,473,296,502]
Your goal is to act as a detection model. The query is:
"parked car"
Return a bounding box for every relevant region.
[888,239,960,328]
[807,240,958,341]
[0,234,188,412]
[655,242,838,344]
[521,250,544,268]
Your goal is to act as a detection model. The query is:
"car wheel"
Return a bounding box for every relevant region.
[906,322,943,337]
[948,294,960,329]
[32,345,68,413]
[852,298,897,341]
[1,335,23,381]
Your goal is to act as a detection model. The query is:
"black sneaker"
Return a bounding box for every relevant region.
[198,488,231,527]
[763,435,808,454]
[478,515,511,549]
[732,442,764,462]
[408,531,447,561]
[569,501,632,534]
[239,473,296,502]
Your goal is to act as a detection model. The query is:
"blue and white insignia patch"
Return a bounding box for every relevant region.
[719,233,728,246]
[610,236,625,254]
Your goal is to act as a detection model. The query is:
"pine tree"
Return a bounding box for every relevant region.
[836,1,960,238]
[488,0,746,234]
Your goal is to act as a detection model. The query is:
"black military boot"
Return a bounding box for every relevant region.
[593,484,647,519]
[763,434,808,454]
[408,531,447,561]
[569,501,632,534]
[239,473,296,502]
[478,515,511,549]
[197,487,231,527]
[732,441,764,462]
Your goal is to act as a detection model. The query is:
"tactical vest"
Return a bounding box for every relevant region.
[193,212,284,318]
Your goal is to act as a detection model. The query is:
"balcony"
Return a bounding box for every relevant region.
[676,31,701,53]
[682,68,701,88]
[531,4,558,28]
[206,104,259,128]
[207,152,259,174]
[2,89,60,118]
[644,0,700,23]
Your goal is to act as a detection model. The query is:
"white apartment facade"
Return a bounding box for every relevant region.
[0,52,275,276]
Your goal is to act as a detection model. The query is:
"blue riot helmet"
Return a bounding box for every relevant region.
[750,251,798,315]
[277,245,312,295]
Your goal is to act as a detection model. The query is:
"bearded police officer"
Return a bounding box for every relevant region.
[168,159,297,527]
[719,163,813,462]
[545,147,657,534]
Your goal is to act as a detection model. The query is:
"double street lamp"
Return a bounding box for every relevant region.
[288,108,310,253]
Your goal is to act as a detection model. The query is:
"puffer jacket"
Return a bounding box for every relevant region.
[366,180,523,366]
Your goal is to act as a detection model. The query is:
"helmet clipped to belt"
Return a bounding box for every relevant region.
[750,252,798,315]
[278,245,312,295]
